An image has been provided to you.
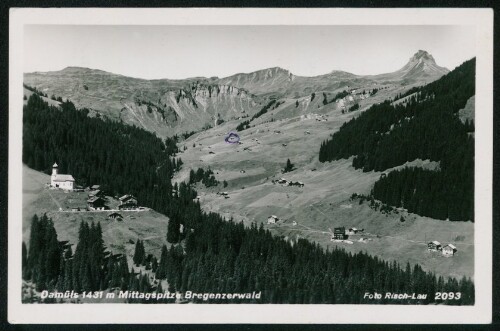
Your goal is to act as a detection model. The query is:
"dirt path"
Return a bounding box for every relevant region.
[25,171,62,210]
[46,190,63,210]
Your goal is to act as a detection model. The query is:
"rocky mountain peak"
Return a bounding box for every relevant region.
[409,50,436,64]
[395,50,449,79]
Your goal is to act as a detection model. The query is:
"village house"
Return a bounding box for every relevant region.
[50,163,75,190]
[119,194,137,204]
[118,194,138,210]
[442,244,457,257]
[267,215,279,224]
[89,189,105,199]
[427,241,442,251]
[87,196,106,210]
[68,203,83,212]
[332,227,347,240]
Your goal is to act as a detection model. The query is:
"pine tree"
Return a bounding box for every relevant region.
[283,159,295,173]
[157,245,168,279]
[26,214,40,280]
[133,240,145,266]
[167,218,180,243]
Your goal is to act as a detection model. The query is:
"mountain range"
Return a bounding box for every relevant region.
[24,50,449,137]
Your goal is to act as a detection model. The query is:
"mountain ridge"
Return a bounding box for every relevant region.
[24,50,452,137]
[27,50,449,87]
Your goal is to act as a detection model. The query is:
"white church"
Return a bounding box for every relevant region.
[50,163,75,190]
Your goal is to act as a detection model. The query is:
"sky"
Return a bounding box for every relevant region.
[24,25,475,80]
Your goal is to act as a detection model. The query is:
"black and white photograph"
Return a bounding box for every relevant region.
[7,8,493,324]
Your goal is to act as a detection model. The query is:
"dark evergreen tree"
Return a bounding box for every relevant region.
[283,159,295,173]
[133,240,146,266]
[167,218,181,243]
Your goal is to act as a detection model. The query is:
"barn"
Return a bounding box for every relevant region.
[119,195,138,210]
[87,197,106,210]
[442,244,457,257]
[333,227,346,240]
[427,241,442,251]
[267,215,279,224]
[68,203,83,212]
[89,189,104,198]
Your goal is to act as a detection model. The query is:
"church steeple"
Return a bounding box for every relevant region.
[52,162,58,176]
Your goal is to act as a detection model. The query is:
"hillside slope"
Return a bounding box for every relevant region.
[21,84,475,303]
[22,165,171,260]
[171,85,474,280]
[319,58,475,221]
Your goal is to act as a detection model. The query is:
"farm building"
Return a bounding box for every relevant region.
[348,227,363,234]
[108,212,123,220]
[333,227,346,240]
[87,197,106,210]
[89,189,104,198]
[267,215,279,224]
[273,178,289,185]
[119,195,138,210]
[442,244,457,257]
[68,203,83,212]
[119,194,137,204]
[90,185,100,190]
[119,202,137,210]
[427,241,442,251]
[50,163,75,190]
[73,185,85,192]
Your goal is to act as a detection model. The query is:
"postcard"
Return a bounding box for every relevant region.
[8,7,493,324]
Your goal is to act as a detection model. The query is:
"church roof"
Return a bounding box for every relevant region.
[53,174,75,182]
[53,162,58,167]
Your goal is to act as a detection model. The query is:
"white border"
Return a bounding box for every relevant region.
[8,8,493,324]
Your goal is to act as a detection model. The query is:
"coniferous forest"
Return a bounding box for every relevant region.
[22,91,474,304]
[319,58,475,221]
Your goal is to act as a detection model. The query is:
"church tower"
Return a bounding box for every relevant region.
[52,162,58,176]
